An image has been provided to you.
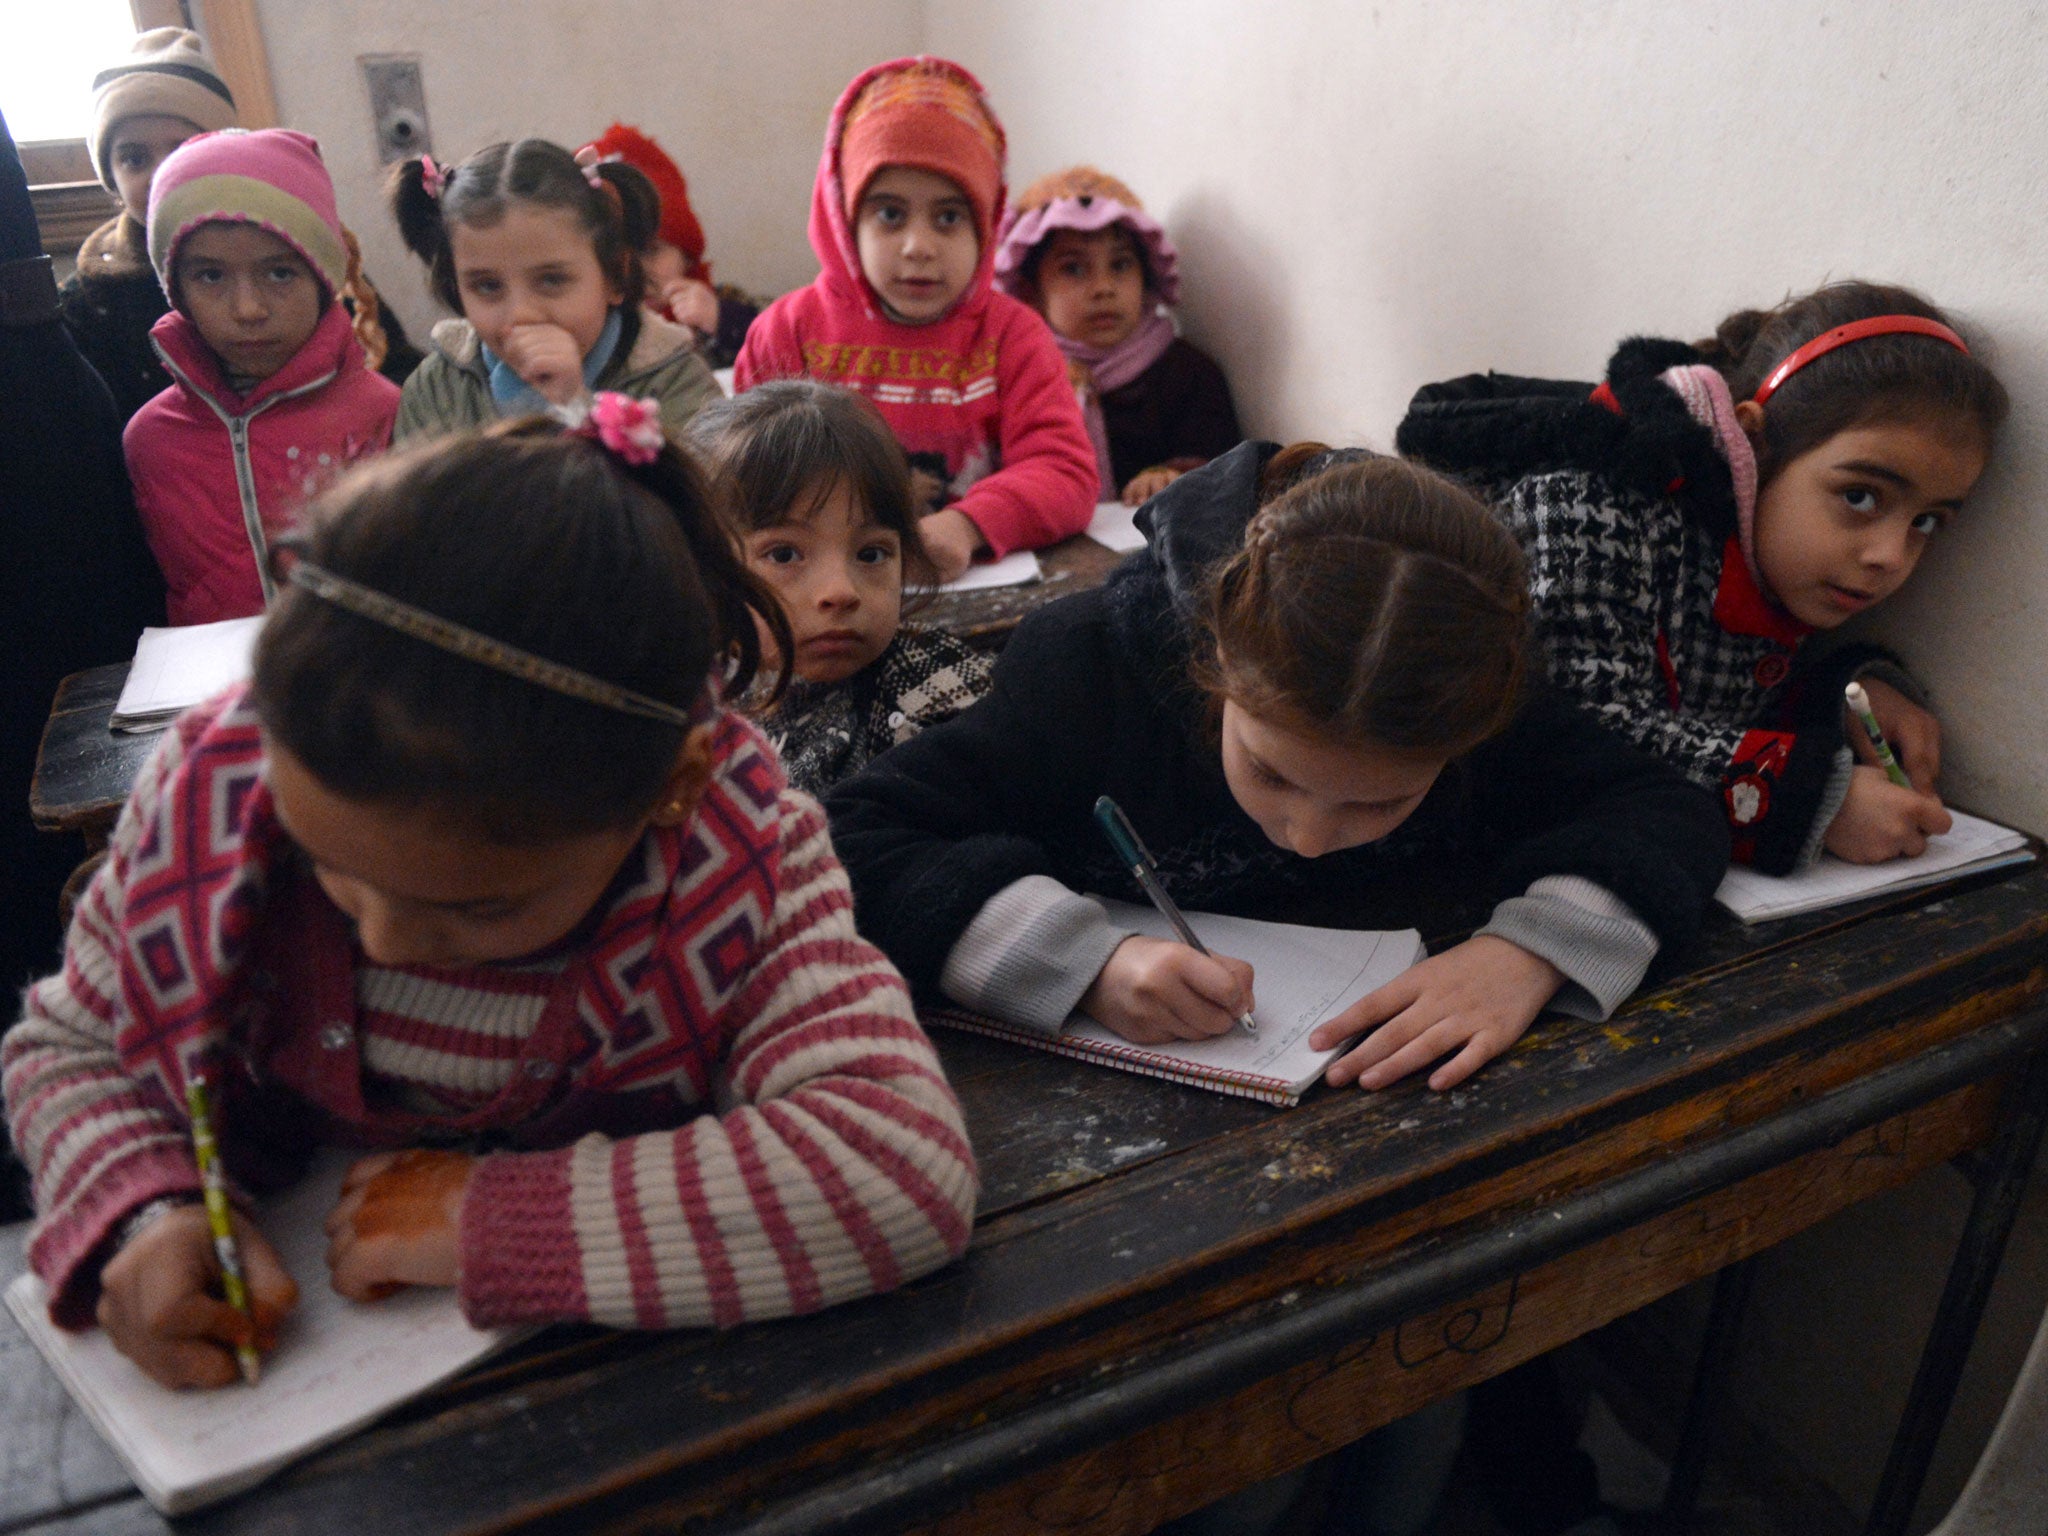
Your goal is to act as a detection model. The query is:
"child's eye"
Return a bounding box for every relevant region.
[857,542,899,565]
[1254,762,1290,789]
[1054,258,1085,280]
[935,208,964,229]
[865,203,905,229]
[755,544,801,567]
[1909,511,1946,536]
[267,264,302,284]
[184,266,224,286]
[536,271,569,291]
[1843,487,1880,515]
[1110,254,1138,274]
[463,276,502,298]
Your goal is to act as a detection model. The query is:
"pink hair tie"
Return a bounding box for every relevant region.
[561,391,665,465]
[419,154,445,200]
[582,161,606,191]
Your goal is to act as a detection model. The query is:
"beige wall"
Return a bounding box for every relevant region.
[248,0,922,339]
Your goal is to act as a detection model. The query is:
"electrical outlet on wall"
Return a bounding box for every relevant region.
[360,55,432,165]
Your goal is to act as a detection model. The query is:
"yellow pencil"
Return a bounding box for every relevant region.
[185,1077,262,1386]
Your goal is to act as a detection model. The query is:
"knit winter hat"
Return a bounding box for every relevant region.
[147,129,350,304]
[581,122,710,280]
[994,165,1180,305]
[838,57,1004,244]
[89,28,237,192]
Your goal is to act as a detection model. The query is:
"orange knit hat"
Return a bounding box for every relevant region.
[580,123,710,280]
[839,59,1004,243]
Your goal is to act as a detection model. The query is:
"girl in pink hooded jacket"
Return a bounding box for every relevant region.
[125,128,398,625]
[735,57,1097,584]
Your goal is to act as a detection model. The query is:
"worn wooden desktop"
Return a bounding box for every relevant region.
[4,852,2045,1536]
[25,533,1129,850]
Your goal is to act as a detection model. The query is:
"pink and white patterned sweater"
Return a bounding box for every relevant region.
[3,687,977,1332]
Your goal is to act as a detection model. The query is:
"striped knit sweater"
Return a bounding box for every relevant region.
[3,688,977,1332]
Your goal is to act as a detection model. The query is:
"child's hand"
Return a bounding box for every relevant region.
[97,1202,297,1390]
[324,1149,473,1301]
[659,276,720,335]
[918,508,985,584]
[1121,466,1182,506]
[1847,677,1941,792]
[1080,935,1256,1045]
[495,322,588,406]
[1310,935,1563,1093]
[1824,766,1952,863]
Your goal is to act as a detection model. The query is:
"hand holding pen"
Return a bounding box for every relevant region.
[1084,796,1259,1042]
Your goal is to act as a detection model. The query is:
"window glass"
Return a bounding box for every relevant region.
[0,0,141,143]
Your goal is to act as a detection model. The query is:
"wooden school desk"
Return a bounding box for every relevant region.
[4,855,2045,1536]
[25,533,1129,851]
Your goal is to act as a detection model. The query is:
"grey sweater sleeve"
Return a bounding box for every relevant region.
[938,875,1131,1035]
[1476,874,1659,1021]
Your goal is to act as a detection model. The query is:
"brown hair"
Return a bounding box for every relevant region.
[253,420,791,843]
[1697,280,2008,481]
[389,138,659,315]
[1199,450,1529,756]
[686,379,938,591]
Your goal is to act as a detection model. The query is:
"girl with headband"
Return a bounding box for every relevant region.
[1398,281,2008,874]
[2,406,976,1390]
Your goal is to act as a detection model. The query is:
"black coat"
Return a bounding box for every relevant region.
[826,441,1730,995]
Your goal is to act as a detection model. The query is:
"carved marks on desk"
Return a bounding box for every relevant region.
[909,1085,1996,1536]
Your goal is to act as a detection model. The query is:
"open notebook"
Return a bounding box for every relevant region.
[929,900,1426,1106]
[5,1150,523,1515]
[110,615,263,732]
[1715,809,2034,924]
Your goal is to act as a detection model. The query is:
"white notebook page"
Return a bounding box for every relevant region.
[1715,810,2032,923]
[5,1149,518,1515]
[1068,900,1427,1091]
[111,616,263,730]
[908,549,1042,594]
[1087,500,1148,553]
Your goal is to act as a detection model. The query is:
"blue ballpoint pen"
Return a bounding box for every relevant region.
[1093,795,1258,1036]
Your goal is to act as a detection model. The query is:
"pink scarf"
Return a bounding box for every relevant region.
[1059,309,1177,498]
[1660,363,1764,586]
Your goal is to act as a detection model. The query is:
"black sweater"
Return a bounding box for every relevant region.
[826,442,1730,998]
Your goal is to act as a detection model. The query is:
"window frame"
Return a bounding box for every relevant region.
[24,0,277,260]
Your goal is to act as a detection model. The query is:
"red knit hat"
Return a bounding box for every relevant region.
[580,122,710,280]
[838,59,1004,244]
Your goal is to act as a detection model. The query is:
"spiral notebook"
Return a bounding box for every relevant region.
[4,1150,524,1515]
[928,901,1426,1106]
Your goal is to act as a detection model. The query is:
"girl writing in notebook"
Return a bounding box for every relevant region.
[389,139,721,443]
[1397,280,2009,874]
[827,443,1729,1092]
[2,407,976,1390]
[688,380,992,799]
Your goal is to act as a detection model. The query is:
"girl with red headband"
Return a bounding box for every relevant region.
[1397,281,2008,874]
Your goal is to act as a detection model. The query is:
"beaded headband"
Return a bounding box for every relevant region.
[284,558,707,729]
[1750,314,1969,407]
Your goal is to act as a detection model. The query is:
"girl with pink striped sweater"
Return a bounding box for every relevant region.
[2,403,977,1390]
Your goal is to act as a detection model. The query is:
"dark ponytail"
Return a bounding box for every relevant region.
[1697,281,2008,480]
[253,420,792,842]
[386,138,651,314]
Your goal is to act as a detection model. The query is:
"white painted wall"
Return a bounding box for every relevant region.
[926,2,2048,1523]
[247,0,922,339]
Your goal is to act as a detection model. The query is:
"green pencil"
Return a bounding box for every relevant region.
[1845,681,1912,789]
[185,1077,262,1386]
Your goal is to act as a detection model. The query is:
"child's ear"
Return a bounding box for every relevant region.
[1734,399,1767,444]
[647,724,718,827]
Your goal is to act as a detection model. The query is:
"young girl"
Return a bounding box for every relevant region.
[826,442,1729,1092]
[689,380,992,798]
[994,166,1241,506]
[733,56,1099,584]
[126,128,400,625]
[1396,281,2009,874]
[390,139,720,443]
[579,123,762,370]
[2,408,975,1389]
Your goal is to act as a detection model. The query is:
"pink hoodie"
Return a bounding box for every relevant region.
[734,58,1098,558]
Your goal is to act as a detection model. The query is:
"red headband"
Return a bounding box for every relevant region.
[1750,314,1969,406]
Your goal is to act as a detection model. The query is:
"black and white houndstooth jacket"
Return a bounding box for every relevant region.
[1400,339,1896,874]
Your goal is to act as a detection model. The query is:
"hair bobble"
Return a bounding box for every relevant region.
[556,391,666,465]
[419,154,445,200]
